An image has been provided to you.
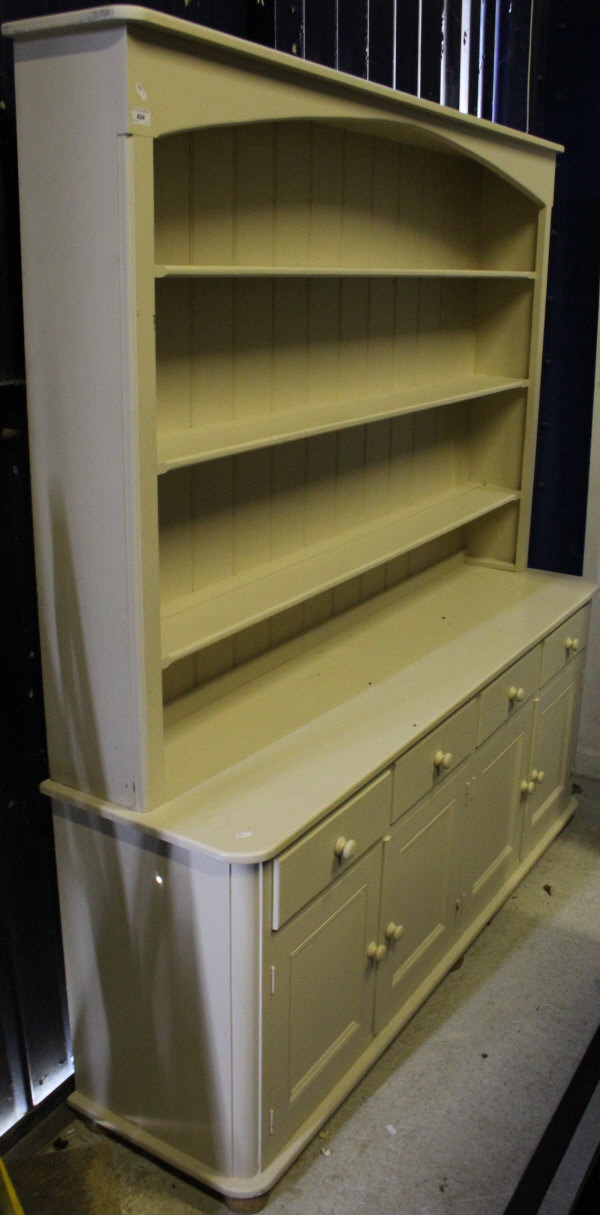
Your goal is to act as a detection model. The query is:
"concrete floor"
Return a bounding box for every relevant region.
[6,776,600,1215]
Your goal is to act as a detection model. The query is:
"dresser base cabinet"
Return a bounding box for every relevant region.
[52,588,592,1205]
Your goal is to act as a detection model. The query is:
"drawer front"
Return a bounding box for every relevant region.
[272,771,392,930]
[540,604,590,686]
[477,644,541,745]
[392,698,477,824]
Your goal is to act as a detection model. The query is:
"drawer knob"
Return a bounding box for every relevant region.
[367,941,387,962]
[385,921,404,942]
[520,778,536,795]
[434,749,453,770]
[532,769,545,784]
[334,836,357,861]
[565,637,580,653]
[509,686,525,702]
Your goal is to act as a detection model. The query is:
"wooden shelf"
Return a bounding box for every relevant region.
[160,483,519,667]
[155,264,537,280]
[156,374,528,472]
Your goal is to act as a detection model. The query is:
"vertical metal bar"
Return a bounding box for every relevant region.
[441,0,462,108]
[468,0,483,115]
[459,0,472,112]
[479,0,497,119]
[492,0,501,120]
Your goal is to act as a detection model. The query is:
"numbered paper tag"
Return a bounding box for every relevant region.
[132,108,151,126]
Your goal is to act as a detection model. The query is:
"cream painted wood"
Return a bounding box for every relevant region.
[460,703,534,926]
[374,768,466,1033]
[50,602,591,1204]
[265,847,383,1159]
[520,658,584,860]
[36,564,594,863]
[52,809,237,1178]
[540,603,590,686]
[160,482,519,666]
[156,376,528,473]
[5,7,598,1206]
[272,771,391,930]
[476,643,541,745]
[6,7,562,814]
[391,699,478,823]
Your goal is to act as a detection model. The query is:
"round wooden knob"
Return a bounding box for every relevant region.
[434,750,453,769]
[334,836,357,861]
[565,637,580,652]
[385,922,404,941]
[509,686,525,702]
[532,769,545,784]
[367,942,387,962]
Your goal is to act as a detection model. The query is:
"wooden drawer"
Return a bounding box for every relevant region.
[477,644,541,745]
[540,605,590,686]
[391,699,477,823]
[272,771,392,930]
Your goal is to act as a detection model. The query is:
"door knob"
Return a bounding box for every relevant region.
[367,941,387,962]
[434,750,453,769]
[334,836,357,861]
[385,922,404,941]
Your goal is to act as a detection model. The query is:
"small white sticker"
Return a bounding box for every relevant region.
[235,830,252,839]
[132,108,151,126]
[135,82,148,101]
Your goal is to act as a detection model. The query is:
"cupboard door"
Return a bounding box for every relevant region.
[264,846,382,1158]
[520,658,583,860]
[460,703,533,928]
[374,770,465,1033]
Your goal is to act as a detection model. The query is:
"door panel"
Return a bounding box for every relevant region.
[521,658,582,859]
[264,846,382,1157]
[375,769,466,1032]
[460,703,533,927]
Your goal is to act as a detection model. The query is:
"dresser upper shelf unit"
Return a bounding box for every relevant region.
[4,3,561,818]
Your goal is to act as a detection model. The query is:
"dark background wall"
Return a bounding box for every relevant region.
[0,0,599,1146]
